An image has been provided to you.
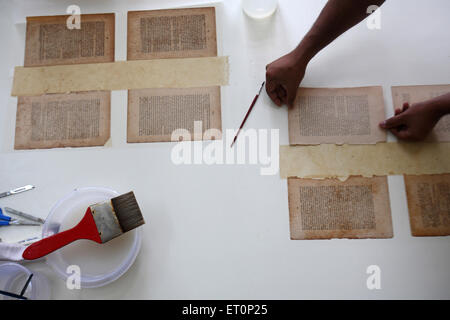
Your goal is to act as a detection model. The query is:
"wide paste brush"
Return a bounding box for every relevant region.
[22,191,145,260]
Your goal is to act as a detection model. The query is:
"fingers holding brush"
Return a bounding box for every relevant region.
[265,80,283,106]
[265,51,307,108]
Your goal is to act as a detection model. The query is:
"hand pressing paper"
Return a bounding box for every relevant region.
[288,86,387,145]
[391,85,450,142]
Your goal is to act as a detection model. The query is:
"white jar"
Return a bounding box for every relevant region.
[242,0,278,19]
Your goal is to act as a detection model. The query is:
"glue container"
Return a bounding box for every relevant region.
[242,0,278,19]
[0,262,50,300]
[43,187,142,288]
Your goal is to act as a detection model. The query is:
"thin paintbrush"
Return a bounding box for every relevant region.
[22,192,145,260]
[230,81,265,148]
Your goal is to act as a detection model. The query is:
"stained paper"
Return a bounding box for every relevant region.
[280,143,450,180]
[288,176,393,239]
[12,56,229,96]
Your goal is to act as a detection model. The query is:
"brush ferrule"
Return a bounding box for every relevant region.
[90,201,123,243]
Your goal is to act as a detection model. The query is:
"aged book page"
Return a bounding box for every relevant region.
[24,13,115,67]
[127,7,217,60]
[127,87,221,142]
[392,85,450,142]
[288,176,393,239]
[15,91,110,150]
[288,86,387,145]
[280,143,450,180]
[126,7,222,143]
[404,174,450,237]
[16,14,113,150]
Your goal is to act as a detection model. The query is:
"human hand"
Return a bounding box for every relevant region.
[265,52,307,108]
[379,101,441,141]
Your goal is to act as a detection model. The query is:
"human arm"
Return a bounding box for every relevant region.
[265,0,386,107]
[379,92,450,141]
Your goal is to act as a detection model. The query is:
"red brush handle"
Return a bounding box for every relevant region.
[23,208,102,260]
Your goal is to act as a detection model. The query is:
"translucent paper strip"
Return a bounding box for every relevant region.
[11,56,229,96]
[280,143,450,180]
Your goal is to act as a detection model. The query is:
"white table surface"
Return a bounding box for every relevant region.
[0,0,449,299]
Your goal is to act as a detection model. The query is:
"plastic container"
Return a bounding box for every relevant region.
[242,0,278,19]
[43,187,142,288]
[0,262,50,300]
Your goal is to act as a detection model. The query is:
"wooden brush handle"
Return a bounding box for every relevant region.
[23,208,102,260]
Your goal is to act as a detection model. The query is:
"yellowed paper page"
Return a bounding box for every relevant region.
[289,86,387,145]
[280,143,450,180]
[127,87,222,143]
[404,174,450,237]
[24,14,115,67]
[15,91,110,150]
[126,7,222,143]
[288,176,393,239]
[127,7,217,60]
[12,57,228,96]
[391,85,450,142]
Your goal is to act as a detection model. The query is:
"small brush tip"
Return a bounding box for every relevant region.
[111,192,145,232]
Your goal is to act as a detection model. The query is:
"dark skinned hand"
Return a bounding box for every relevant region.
[265,52,306,108]
[379,101,441,141]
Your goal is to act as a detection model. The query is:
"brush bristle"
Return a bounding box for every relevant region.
[111,192,145,232]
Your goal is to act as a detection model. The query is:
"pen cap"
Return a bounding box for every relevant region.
[0,262,50,300]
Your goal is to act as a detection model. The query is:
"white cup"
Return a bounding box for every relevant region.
[242,0,278,19]
[0,262,50,300]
